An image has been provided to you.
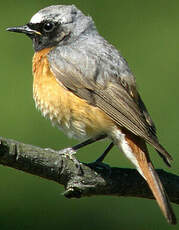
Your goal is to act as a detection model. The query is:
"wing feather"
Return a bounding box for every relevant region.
[48,53,172,165]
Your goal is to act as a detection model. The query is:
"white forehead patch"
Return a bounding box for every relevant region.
[30,12,43,24]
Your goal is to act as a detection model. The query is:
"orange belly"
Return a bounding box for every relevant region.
[32,48,115,139]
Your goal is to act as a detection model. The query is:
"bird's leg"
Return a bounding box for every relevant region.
[86,142,114,176]
[72,134,107,151]
[58,135,107,174]
[58,134,107,156]
[95,142,114,162]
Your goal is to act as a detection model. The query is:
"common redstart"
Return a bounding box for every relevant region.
[7,5,176,224]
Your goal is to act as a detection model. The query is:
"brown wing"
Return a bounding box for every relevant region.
[49,58,172,166]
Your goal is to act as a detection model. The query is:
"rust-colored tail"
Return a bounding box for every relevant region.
[122,132,176,225]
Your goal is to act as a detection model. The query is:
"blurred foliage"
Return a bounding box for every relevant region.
[1,0,179,229]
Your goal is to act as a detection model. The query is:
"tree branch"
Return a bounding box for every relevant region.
[0,137,179,204]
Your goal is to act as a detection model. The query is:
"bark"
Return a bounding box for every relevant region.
[0,137,179,204]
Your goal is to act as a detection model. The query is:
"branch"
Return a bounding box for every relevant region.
[0,137,179,204]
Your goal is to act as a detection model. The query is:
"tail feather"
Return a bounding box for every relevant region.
[119,130,177,225]
[141,161,176,224]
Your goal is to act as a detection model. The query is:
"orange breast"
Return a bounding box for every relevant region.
[32,48,114,139]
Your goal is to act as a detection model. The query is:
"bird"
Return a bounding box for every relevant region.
[7,5,176,224]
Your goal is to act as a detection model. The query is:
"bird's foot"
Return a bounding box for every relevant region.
[58,147,83,175]
[59,147,76,156]
[85,160,111,176]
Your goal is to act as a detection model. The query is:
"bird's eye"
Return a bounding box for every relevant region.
[43,22,55,32]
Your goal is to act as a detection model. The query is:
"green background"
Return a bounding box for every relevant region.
[1,0,179,229]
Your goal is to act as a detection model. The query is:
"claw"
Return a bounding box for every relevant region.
[58,147,76,156]
[85,161,111,176]
[58,147,83,175]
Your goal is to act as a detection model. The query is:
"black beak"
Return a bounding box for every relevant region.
[6,25,41,36]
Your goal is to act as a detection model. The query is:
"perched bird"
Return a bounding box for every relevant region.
[7,5,176,224]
